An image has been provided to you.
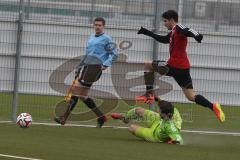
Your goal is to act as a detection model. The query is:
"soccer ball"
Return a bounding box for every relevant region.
[16,113,32,128]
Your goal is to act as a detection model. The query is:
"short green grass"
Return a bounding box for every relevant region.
[1,93,240,160]
[0,123,239,160]
[1,93,240,132]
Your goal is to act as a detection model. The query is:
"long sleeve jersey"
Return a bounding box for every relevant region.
[86,33,118,67]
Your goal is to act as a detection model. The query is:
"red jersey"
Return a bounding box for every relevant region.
[167,26,190,69]
[138,24,202,69]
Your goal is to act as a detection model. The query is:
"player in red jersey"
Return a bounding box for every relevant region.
[136,10,225,123]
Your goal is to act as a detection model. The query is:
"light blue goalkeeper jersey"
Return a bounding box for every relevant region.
[86,33,118,67]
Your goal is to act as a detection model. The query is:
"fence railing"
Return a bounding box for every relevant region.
[0,0,239,123]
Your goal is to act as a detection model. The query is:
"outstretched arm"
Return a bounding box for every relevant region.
[176,24,203,43]
[137,27,170,44]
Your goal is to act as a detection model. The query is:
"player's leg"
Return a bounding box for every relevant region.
[144,61,155,94]
[77,65,107,127]
[136,61,169,103]
[112,108,161,142]
[173,68,225,123]
[112,107,160,128]
[182,88,212,110]
[129,124,158,142]
[183,88,225,123]
[56,65,107,127]
[81,96,108,128]
[54,83,89,125]
[111,107,145,124]
[62,95,79,124]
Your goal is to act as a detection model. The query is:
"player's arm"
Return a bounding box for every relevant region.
[137,27,170,44]
[165,123,183,145]
[102,37,118,68]
[167,134,183,145]
[85,34,92,55]
[176,24,203,43]
[167,139,180,144]
[173,108,182,130]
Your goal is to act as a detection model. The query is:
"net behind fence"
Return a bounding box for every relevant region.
[0,0,239,132]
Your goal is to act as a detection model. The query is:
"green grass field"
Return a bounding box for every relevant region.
[0,93,240,160]
[1,93,240,131]
[0,123,240,160]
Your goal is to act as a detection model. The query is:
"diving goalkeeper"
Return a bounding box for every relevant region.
[111,100,183,145]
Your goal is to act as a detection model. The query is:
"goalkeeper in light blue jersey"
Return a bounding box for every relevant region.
[86,30,117,68]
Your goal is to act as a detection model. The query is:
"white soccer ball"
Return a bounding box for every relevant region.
[16,113,32,128]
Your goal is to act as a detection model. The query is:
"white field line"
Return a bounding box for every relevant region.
[0,154,43,160]
[1,121,240,137]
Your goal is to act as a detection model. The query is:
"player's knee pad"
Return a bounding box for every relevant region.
[79,65,102,87]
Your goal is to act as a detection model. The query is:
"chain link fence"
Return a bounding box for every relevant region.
[0,0,239,131]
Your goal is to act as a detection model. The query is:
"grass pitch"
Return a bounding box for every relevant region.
[0,93,240,160]
[0,123,240,160]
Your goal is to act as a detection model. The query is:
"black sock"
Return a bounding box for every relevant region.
[69,96,78,111]
[146,85,153,92]
[63,95,78,119]
[195,95,213,111]
[144,72,154,93]
[83,98,104,118]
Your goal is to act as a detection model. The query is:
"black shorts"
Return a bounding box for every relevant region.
[78,65,102,87]
[152,60,193,89]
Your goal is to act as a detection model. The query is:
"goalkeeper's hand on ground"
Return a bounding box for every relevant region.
[194,34,203,43]
[167,140,180,145]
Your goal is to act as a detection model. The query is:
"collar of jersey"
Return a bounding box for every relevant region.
[95,32,104,37]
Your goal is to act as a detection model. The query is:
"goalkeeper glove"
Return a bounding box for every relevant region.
[167,140,180,145]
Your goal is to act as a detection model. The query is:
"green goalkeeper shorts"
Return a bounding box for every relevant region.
[134,110,162,142]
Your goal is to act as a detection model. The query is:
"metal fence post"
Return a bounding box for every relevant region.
[214,0,221,32]
[152,0,161,61]
[12,0,24,122]
[89,0,96,24]
[149,0,162,110]
[25,0,30,19]
[178,0,183,24]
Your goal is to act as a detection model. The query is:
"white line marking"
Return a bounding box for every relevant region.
[33,122,240,137]
[0,154,43,160]
[181,129,240,136]
[1,121,240,137]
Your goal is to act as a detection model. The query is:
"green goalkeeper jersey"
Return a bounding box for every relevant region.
[154,120,183,144]
[126,108,183,144]
[173,108,182,130]
[151,103,182,130]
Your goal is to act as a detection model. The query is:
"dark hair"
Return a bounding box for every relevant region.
[94,17,105,26]
[158,100,174,118]
[162,10,178,22]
